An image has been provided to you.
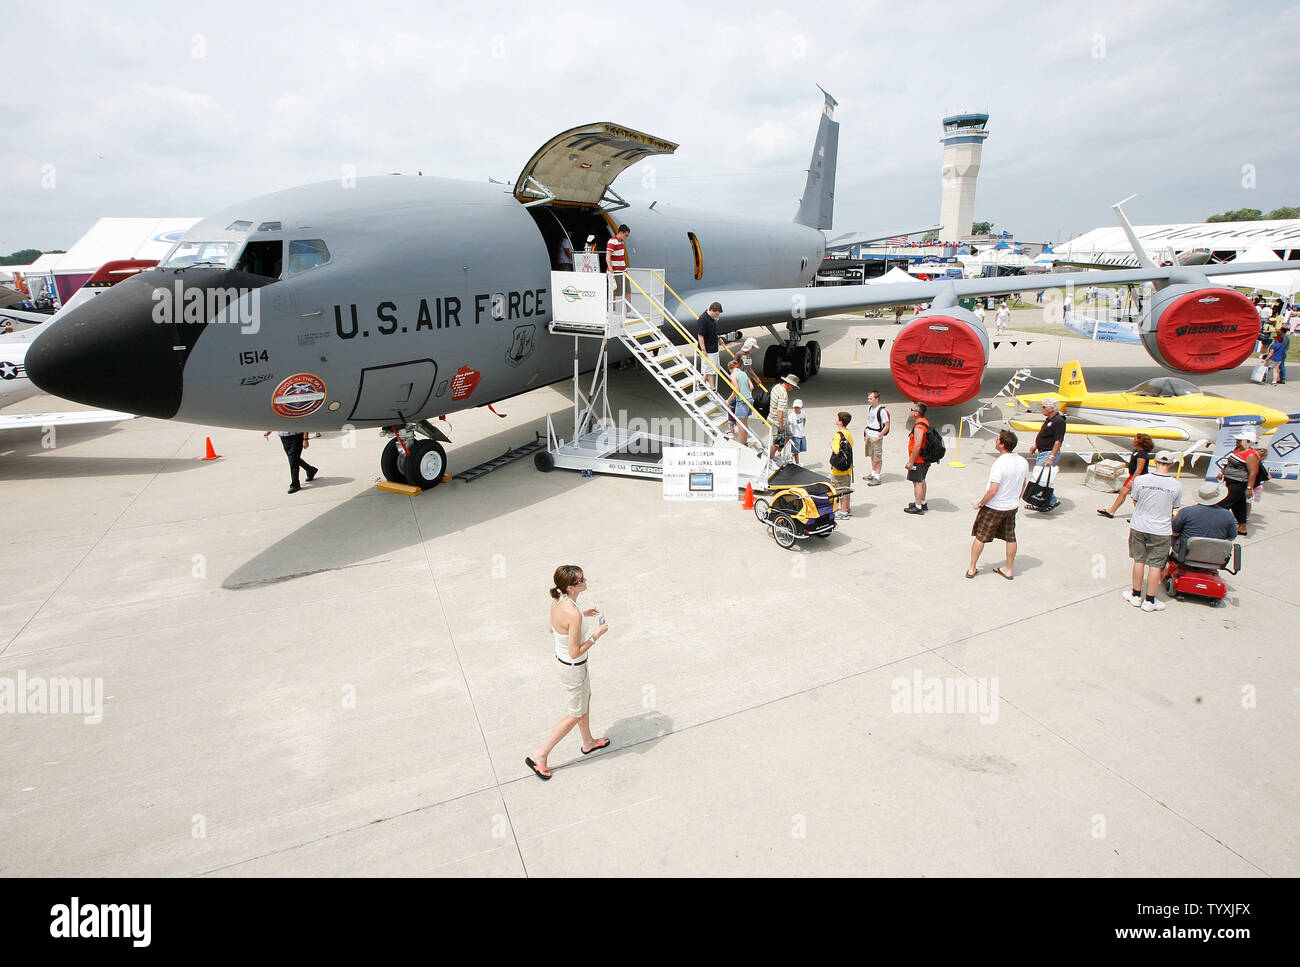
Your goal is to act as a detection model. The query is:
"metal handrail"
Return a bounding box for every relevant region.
[622,271,776,449]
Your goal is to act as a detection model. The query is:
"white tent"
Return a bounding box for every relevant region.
[54,217,199,273]
[1214,246,1300,297]
[866,266,918,285]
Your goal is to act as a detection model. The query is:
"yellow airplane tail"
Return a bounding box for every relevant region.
[1058,361,1087,399]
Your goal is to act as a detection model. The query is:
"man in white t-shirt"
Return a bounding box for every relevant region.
[967,429,1029,579]
[1123,450,1183,612]
[862,390,890,485]
[995,302,1010,335]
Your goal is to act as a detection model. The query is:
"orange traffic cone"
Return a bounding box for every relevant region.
[201,436,221,461]
[741,482,755,509]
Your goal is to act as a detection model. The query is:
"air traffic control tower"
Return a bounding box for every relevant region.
[939,113,989,240]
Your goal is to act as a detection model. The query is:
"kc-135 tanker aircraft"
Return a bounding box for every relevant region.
[26,91,1300,488]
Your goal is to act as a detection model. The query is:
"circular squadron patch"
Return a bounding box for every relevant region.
[270,373,327,418]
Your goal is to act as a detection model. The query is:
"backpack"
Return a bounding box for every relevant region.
[830,431,853,472]
[918,420,946,463]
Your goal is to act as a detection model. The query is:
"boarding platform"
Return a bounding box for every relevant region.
[541,268,772,488]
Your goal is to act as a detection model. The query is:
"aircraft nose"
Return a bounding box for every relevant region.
[26,268,275,419]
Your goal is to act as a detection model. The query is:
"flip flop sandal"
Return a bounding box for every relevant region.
[1097,510,1114,518]
[525,756,552,780]
[581,738,611,755]
[994,567,1013,581]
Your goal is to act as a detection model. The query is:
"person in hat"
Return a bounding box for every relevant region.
[1029,397,1066,511]
[1122,450,1182,613]
[1171,481,1238,559]
[767,372,798,462]
[1215,430,1263,535]
[787,398,807,464]
[737,336,761,385]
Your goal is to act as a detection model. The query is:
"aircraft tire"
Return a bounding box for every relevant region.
[380,438,404,483]
[763,345,782,378]
[535,451,555,472]
[790,346,812,382]
[807,340,822,376]
[404,440,447,489]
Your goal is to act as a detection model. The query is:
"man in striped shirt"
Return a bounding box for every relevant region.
[606,224,630,309]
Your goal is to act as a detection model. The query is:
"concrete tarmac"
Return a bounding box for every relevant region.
[2,308,1296,876]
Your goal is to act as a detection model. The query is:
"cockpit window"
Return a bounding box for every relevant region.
[285,239,331,275]
[1127,377,1202,397]
[235,240,283,279]
[160,240,240,269]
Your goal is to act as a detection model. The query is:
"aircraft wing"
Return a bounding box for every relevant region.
[670,260,1300,328]
[1008,420,1190,441]
[0,410,136,430]
[823,227,942,251]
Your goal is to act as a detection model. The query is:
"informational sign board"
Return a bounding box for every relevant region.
[663,446,738,501]
[575,252,601,273]
[550,271,605,327]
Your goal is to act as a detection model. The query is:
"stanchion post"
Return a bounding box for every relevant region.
[948,417,966,468]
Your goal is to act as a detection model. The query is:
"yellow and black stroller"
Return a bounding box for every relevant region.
[752,465,852,548]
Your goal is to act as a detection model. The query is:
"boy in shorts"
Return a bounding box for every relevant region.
[788,399,807,465]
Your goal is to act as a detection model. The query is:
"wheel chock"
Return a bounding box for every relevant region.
[376,481,422,496]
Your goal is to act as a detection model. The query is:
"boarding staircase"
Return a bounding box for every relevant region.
[548,268,770,455]
[617,316,764,453]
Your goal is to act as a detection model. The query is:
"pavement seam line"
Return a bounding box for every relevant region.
[930,589,1270,875]
[1,427,198,657]
[407,489,529,877]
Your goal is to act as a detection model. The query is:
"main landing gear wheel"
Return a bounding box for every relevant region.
[763,345,782,379]
[790,346,812,383]
[380,438,405,483]
[404,439,447,489]
[535,451,555,472]
[807,340,822,376]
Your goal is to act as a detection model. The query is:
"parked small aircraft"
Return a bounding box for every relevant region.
[1007,360,1288,454]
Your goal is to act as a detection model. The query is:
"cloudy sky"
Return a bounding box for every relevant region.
[5,0,1298,256]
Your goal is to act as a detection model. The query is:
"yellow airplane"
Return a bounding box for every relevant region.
[1007,361,1289,453]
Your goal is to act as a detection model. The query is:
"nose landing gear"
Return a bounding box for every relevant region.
[380,420,452,490]
[761,321,822,383]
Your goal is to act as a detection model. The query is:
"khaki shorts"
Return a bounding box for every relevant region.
[864,436,884,462]
[558,659,590,717]
[1128,529,1171,568]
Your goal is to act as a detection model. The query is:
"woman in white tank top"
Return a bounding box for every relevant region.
[526,565,611,780]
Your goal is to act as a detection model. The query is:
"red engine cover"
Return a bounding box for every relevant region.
[889,314,986,405]
[1153,288,1259,373]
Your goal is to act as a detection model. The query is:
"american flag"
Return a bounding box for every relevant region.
[885,236,908,246]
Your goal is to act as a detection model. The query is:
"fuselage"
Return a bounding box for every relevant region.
[27,175,825,431]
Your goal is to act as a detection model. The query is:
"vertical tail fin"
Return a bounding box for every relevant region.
[1059,361,1087,398]
[794,86,839,229]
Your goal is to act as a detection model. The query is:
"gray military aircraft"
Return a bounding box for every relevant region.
[27,91,1300,488]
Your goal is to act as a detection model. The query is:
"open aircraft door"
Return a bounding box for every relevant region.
[513,123,678,210]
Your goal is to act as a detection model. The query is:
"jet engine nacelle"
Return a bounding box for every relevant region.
[1140,285,1260,374]
[888,306,989,406]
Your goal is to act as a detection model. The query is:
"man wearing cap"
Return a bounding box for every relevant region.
[768,373,798,462]
[1029,397,1066,511]
[696,302,723,392]
[1123,450,1183,612]
[737,337,760,384]
[1171,482,1238,561]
